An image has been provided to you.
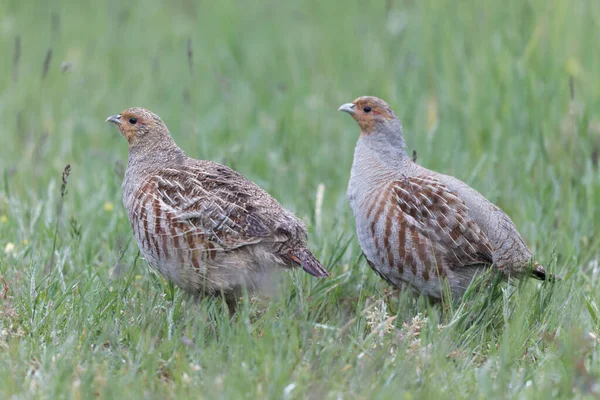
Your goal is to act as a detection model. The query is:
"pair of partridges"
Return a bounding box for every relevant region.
[106,96,549,309]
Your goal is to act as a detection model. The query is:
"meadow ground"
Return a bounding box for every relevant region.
[0,0,599,398]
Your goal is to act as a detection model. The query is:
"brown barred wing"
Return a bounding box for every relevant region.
[392,175,494,269]
[128,166,284,265]
[365,175,494,282]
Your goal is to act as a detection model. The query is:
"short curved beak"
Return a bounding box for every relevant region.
[105,114,121,125]
[338,103,355,114]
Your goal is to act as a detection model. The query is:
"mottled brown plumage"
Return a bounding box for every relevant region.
[340,96,548,300]
[106,108,329,307]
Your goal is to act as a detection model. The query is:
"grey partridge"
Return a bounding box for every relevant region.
[339,96,548,300]
[106,108,329,308]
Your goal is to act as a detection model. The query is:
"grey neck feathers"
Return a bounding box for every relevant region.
[359,119,409,170]
[127,134,186,175]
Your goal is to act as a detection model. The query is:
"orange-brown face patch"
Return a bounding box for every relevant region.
[118,108,154,143]
[350,96,396,135]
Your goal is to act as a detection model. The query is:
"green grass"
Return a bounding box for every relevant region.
[1,0,599,398]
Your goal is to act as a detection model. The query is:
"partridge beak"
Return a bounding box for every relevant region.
[338,103,355,114]
[105,114,122,125]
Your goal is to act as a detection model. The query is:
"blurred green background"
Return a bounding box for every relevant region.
[0,0,599,398]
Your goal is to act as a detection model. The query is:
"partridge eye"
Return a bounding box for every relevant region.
[129,117,138,125]
[363,107,372,113]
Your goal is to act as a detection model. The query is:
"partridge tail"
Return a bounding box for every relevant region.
[531,262,562,282]
[289,249,330,277]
